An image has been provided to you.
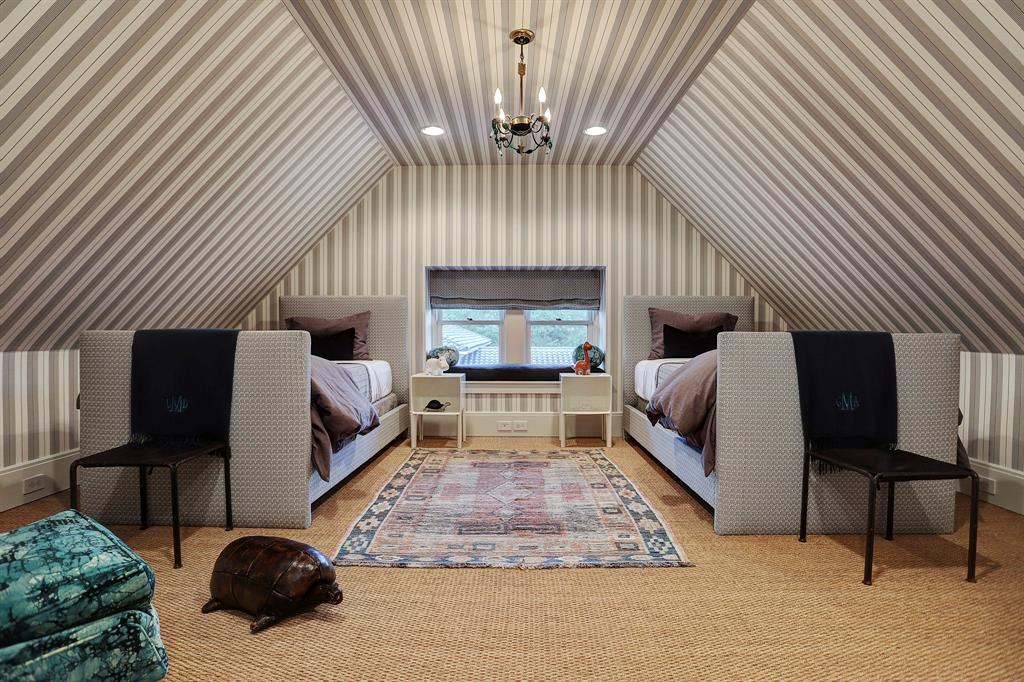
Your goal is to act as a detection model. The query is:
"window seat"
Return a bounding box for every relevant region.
[446,364,606,382]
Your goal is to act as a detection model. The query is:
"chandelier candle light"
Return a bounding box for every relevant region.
[491,29,552,156]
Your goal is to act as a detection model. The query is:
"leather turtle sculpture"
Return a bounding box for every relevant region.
[202,536,343,633]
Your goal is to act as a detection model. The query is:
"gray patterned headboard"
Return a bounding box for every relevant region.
[279,296,409,403]
[622,296,754,407]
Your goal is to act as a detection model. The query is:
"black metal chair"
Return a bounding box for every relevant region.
[70,439,232,568]
[799,447,979,585]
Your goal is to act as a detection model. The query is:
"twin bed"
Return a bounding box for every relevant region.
[621,296,961,535]
[78,296,409,529]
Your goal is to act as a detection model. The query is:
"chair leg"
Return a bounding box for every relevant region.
[223,453,233,531]
[69,461,79,510]
[864,476,878,585]
[169,466,182,569]
[967,471,979,583]
[139,467,149,530]
[885,480,894,541]
[799,451,810,542]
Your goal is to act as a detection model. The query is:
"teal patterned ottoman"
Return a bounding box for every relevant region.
[0,510,168,681]
[0,607,168,682]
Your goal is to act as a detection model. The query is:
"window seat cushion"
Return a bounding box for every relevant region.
[446,365,606,382]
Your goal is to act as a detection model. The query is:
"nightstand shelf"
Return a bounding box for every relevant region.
[559,373,613,448]
[410,373,465,449]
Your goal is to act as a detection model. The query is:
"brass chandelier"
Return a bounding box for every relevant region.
[491,29,552,156]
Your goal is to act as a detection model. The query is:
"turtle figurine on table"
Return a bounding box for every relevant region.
[202,536,343,633]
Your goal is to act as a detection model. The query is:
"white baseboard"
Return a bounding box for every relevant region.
[959,458,1024,516]
[418,412,623,439]
[0,449,79,513]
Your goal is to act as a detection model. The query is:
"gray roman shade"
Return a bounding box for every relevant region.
[427,266,603,310]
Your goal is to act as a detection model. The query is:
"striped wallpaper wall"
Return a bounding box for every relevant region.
[1,0,392,352]
[960,352,1023,472]
[243,164,788,413]
[636,0,1023,356]
[0,351,79,468]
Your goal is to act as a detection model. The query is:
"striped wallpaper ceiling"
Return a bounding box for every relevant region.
[285,0,752,166]
[637,0,1024,355]
[0,0,392,351]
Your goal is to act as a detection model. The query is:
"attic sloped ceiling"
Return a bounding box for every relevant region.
[637,0,1024,354]
[0,0,392,351]
[285,0,752,165]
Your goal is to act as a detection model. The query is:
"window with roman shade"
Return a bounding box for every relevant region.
[427,267,604,369]
[427,266,602,310]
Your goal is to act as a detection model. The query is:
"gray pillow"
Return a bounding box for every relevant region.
[286,311,372,360]
[648,308,738,360]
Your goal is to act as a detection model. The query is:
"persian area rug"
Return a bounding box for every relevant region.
[335,449,691,568]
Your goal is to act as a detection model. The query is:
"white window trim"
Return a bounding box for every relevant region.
[431,309,601,366]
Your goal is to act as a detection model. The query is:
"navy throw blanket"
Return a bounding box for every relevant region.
[790,331,897,453]
[130,329,240,443]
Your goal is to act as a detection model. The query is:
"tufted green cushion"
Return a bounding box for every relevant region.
[0,510,155,646]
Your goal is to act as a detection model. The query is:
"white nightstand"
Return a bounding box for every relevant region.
[410,373,465,449]
[559,373,613,448]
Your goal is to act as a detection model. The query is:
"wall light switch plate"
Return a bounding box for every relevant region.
[497,421,513,431]
[513,420,528,431]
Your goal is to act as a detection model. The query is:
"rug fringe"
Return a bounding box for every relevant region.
[333,559,695,569]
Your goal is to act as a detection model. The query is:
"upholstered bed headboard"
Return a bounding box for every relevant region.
[279,296,409,403]
[622,296,754,408]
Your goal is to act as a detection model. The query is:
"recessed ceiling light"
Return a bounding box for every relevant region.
[583,126,608,136]
[420,126,445,136]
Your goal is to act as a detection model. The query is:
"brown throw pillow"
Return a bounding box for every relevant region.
[286,311,372,360]
[648,308,738,359]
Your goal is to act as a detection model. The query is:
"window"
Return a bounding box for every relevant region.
[526,310,593,366]
[437,309,503,366]
[433,308,597,367]
[427,266,604,368]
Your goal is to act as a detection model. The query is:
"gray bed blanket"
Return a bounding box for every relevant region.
[310,355,380,481]
[645,350,719,476]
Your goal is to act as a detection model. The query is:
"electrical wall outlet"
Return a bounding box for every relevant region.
[23,475,47,495]
[513,420,528,431]
[979,476,997,496]
[497,420,513,431]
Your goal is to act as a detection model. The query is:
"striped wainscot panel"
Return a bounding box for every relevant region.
[0,351,79,469]
[960,352,1023,472]
[285,0,751,166]
[635,0,1024,471]
[243,164,788,414]
[1,0,393,471]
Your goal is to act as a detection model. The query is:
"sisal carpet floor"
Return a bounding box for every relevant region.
[2,436,1022,681]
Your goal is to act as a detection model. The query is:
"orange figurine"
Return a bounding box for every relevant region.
[574,341,593,375]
